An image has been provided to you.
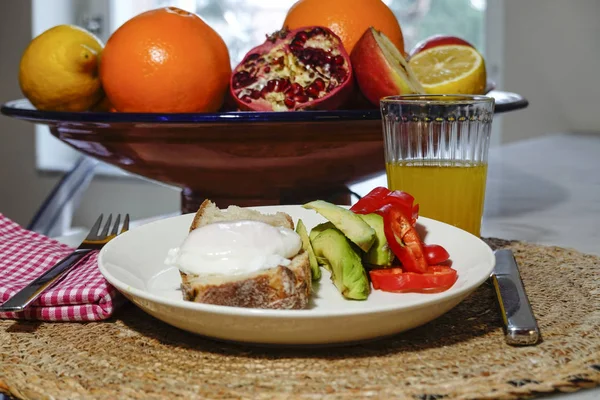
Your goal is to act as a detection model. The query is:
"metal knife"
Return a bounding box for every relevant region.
[491,249,541,346]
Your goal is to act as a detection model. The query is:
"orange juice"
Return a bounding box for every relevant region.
[386,160,488,236]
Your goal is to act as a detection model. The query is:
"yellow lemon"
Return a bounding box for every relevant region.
[408,45,487,95]
[19,25,104,112]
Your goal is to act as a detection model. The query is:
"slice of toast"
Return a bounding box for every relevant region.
[179,200,311,309]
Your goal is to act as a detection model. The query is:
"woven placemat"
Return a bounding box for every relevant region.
[1,238,599,400]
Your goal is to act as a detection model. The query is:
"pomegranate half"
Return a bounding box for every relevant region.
[230,26,353,111]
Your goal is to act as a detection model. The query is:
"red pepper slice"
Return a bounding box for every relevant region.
[350,187,390,214]
[385,190,419,225]
[370,267,403,290]
[350,187,450,270]
[423,244,450,265]
[377,205,428,273]
[369,265,458,293]
[351,187,419,225]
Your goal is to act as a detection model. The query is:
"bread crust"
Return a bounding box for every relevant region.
[180,200,311,309]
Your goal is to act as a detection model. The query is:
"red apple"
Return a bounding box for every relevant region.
[409,35,475,58]
[350,27,424,107]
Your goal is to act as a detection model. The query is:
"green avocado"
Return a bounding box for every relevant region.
[302,200,376,252]
[309,222,334,271]
[309,221,334,242]
[296,219,321,281]
[311,228,370,300]
[358,213,395,267]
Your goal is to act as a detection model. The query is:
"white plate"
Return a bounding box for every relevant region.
[98,205,495,346]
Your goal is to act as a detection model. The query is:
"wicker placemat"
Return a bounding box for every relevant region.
[1,238,599,400]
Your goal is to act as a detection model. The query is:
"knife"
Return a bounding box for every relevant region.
[491,249,541,346]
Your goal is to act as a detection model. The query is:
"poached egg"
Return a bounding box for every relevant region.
[165,220,302,276]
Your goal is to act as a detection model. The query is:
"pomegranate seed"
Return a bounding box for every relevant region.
[260,87,270,98]
[250,90,261,99]
[232,70,256,89]
[301,50,312,62]
[303,48,326,67]
[232,70,248,82]
[311,27,324,36]
[275,57,284,67]
[278,79,290,92]
[291,83,304,95]
[246,53,260,61]
[264,66,271,73]
[295,31,309,42]
[334,55,345,65]
[324,55,333,64]
[241,95,252,103]
[266,80,277,92]
[294,94,309,103]
[314,78,326,90]
[284,98,296,108]
[335,70,348,81]
[306,84,320,98]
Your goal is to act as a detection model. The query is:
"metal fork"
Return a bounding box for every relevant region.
[0,214,129,313]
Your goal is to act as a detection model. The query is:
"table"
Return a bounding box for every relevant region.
[37,132,600,400]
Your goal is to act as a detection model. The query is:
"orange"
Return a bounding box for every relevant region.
[100,7,231,113]
[283,0,404,55]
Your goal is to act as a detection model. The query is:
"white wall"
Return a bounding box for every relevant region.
[502,0,600,143]
[0,0,179,228]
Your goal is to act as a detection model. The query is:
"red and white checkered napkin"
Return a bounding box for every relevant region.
[0,214,121,322]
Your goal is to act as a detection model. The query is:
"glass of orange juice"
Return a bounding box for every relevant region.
[380,94,495,236]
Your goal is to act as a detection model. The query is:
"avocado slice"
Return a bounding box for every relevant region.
[311,228,370,300]
[296,219,321,281]
[358,213,395,267]
[302,200,376,252]
[309,222,335,270]
[309,221,334,242]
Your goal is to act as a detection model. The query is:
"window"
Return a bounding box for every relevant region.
[34,0,498,173]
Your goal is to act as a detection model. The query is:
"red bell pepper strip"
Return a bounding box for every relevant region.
[370,267,403,290]
[350,186,451,270]
[369,265,458,293]
[386,190,419,224]
[377,204,428,273]
[350,187,391,214]
[351,187,419,226]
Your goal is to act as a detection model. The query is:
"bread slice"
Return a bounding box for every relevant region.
[179,200,311,309]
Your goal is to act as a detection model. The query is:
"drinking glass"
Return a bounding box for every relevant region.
[380,94,495,236]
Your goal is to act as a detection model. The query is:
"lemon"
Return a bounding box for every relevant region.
[408,45,487,95]
[19,25,105,112]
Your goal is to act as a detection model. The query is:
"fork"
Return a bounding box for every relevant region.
[0,214,129,313]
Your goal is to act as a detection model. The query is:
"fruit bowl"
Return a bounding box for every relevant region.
[1,91,527,212]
